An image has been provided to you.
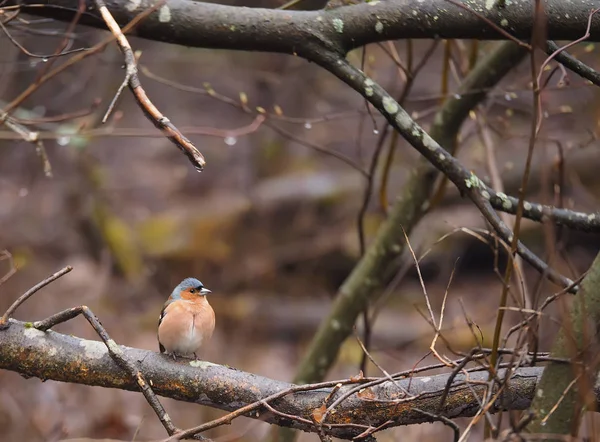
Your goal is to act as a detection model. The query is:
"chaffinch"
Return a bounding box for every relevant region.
[158,277,215,360]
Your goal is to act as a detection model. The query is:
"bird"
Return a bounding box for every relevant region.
[157,277,215,360]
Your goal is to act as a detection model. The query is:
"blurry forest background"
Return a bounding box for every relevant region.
[2,0,600,441]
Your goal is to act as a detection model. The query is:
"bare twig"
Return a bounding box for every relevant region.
[93,0,206,170]
[164,379,369,441]
[310,52,577,292]
[539,375,581,425]
[443,0,532,50]
[0,113,52,177]
[537,9,600,89]
[547,40,600,86]
[0,266,72,330]
[0,10,86,59]
[413,408,460,442]
[34,306,186,439]
[0,250,17,285]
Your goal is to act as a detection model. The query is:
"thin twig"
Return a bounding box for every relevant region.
[311,53,577,292]
[444,0,531,50]
[95,0,207,170]
[0,11,86,59]
[0,266,72,330]
[537,9,600,89]
[0,250,17,285]
[547,40,600,86]
[163,377,369,441]
[401,226,434,323]
[0,113,52,177]
[414,408,460,442]
[34,306,187,439]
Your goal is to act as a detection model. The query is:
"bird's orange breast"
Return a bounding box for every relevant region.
[158,298,215,356]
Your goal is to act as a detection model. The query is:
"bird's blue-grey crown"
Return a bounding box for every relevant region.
[171,277,211,298]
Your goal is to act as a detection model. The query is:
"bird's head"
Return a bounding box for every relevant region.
[171,277,211,301]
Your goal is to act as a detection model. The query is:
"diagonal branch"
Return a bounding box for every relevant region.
[93,0,206,170]
[310,50,576,292]
[34,306,185,438]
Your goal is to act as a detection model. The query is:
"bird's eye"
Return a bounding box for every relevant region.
[189,288,195,294]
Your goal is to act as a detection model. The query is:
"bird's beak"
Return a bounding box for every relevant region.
[200,288,212,295]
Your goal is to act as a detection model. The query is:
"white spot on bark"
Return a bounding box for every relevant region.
[501,18,509,27]
[422,135,438,151]
[332,18,344,33]
[395,110,413,130]
[80,340,107,359]
[497,192,512,209]
[375,21,384,33]
[126,0,141,12]
[189,360,216,369]
[421,377,431,383]
[382,97,399,115]
[465,173,482,189]
[524,202,532,211]
[158,5,171,23]
[23,327,46,339]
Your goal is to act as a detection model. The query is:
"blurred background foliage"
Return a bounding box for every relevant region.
[2,1,600,440]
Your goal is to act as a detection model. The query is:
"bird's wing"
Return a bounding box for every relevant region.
[157,299,171,353]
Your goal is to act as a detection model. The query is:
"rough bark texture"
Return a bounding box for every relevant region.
[293,41,528,386]
[5,0,600,55]
[529,251,600,436]
[0,319,571,440]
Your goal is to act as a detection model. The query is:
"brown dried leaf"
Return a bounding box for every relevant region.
[357,387,376,400]
[312,404,326,423]
[350,370,364,382]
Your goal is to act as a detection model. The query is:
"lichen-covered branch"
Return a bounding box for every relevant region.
[294,42,528,386]
[313,50,575,290]
[4,0,600,232]
[0,319,586,440]
[529,250,600,435]
[6,0,600,54]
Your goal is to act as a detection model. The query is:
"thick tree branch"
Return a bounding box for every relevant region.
[6,0,600,54]
[0,319,588,440]
[4,0,600,234]
[529,250,600,434]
